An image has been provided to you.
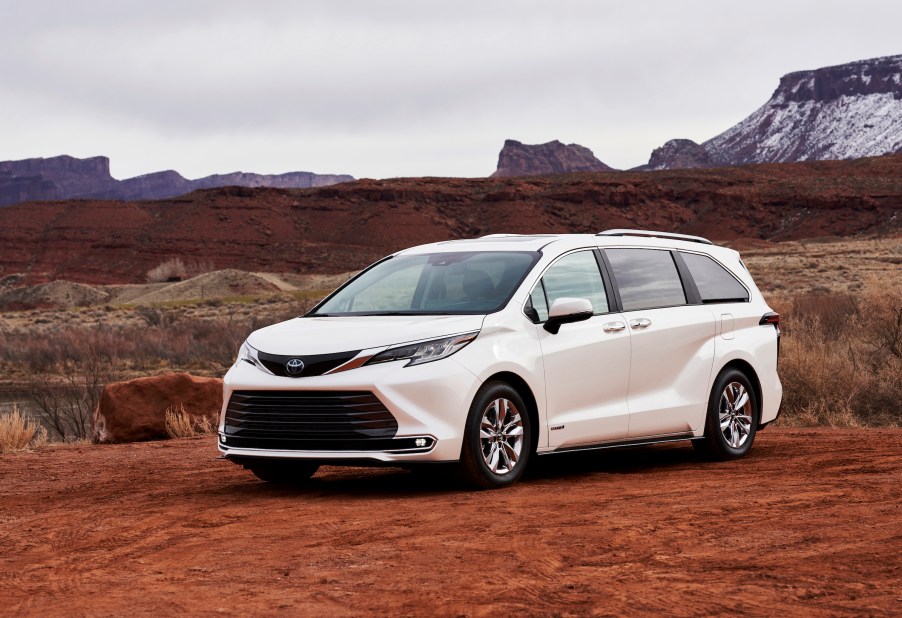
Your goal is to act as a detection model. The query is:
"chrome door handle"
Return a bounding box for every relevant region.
[602,321,626,333]
[629,318,652,329]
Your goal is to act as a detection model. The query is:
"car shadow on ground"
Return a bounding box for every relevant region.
[202,439,776,500]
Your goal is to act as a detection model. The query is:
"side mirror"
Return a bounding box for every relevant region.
[544,297,593,334]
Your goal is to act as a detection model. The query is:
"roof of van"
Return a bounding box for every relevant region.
[400,231,736,257]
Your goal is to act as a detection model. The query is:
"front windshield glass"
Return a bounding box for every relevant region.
[310,251,539,316]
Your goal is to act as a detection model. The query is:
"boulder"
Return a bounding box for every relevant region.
[92,372,223,443]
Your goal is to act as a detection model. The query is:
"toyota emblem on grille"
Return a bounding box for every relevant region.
[285,358,305,376]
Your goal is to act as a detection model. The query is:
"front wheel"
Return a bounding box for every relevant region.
[695,369,759,460]
[458,382,532,489]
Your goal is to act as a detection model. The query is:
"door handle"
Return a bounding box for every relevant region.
[602,321,626,333]
[629,318,652,329]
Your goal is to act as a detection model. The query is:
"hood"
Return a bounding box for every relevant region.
[246,314,487,356]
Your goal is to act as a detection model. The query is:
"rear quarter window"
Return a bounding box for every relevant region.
[605,248,687,311]
[681,252,749,303]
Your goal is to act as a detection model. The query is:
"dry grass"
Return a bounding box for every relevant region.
[742,237,901,295]
[772,280,902,427]
[164,403,216,438]
[146,258,215,284]
[0,405,47,453]
[0,299,315,378]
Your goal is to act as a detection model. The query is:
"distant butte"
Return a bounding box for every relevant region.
[491,139,614,177]
[0,155,354,207]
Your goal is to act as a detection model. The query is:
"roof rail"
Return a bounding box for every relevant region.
[596,229,713,246]
[479,233,558,238]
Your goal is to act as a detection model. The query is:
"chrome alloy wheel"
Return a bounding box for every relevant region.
[479,397,524,475]
[720,382,753,449]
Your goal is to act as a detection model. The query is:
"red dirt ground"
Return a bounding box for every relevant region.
[1,428,900,616]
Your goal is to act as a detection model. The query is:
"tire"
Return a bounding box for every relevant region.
[458,381,533,489]
[695,368,759,460]
[244,460,320,485]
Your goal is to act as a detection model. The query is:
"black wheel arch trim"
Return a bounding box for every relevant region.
[482,371,541,456]
[717,359,766,429]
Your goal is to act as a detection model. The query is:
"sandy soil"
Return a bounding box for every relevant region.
[1,428,900,616]
[0,269,358,312]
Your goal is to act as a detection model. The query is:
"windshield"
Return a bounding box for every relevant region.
[310,251,539,316]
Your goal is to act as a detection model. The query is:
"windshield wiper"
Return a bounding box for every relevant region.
[356,311,416,316]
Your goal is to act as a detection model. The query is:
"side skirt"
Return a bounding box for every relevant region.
[538,432,697,456]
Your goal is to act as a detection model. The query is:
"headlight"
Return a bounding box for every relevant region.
[238,341,260,366]
[365,332,478,367]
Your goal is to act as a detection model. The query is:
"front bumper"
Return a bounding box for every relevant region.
[218,356,481,463]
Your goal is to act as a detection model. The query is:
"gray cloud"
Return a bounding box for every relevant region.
[1,0,900,179]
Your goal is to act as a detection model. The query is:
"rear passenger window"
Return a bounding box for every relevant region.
[529,251,609,320]
[606,248,686,311]
[681,252,749,303]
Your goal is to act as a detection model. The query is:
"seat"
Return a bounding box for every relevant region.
[462,270,495,300]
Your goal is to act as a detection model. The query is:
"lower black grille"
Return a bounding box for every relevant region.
[223,390,398,451]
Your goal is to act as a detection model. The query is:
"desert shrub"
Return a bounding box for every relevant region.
[146,258,216,283]
[146,258,188,283]
[134,306,180,328]
[28,355,112,440]
[164,403,215,438]
[773,281,902,427]
[0,405,47,453]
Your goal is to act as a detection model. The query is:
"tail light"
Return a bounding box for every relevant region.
[759,312,781,335]
[760,312,781,358]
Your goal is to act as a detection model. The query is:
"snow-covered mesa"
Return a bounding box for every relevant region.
[647,54,902,170]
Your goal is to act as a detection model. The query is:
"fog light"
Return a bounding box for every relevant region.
[415,438,427,448]
[220,434,227,443]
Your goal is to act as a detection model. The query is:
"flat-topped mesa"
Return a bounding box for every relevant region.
[777,54,902,104]
[492,139,614,177]
[0,155,117,204]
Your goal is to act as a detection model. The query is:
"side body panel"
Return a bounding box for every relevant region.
[621,305,716,437]
[537,313,632,448]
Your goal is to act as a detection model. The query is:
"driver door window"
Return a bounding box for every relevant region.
[531,251,609,320]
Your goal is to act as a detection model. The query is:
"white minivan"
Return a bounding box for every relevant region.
[219,230,782,488]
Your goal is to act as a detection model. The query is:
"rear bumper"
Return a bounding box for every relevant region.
[217,356,481,463]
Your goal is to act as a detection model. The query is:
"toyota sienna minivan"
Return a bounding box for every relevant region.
[219,229,782,488]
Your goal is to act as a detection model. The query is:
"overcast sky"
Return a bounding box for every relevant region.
[1,0,900,180]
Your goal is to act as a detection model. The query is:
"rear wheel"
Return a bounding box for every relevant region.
[695,369,758,460]
[458,381,532,489]
[243,460,320,485]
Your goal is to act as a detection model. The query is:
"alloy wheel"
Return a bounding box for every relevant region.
[479,397,524,475]
[720,382,753,449]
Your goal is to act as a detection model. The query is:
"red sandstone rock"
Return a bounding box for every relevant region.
[0,155,900,286]
[92,372,222,443]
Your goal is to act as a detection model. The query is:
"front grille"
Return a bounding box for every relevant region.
[257,350,360,378]
[223,390,398,451]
